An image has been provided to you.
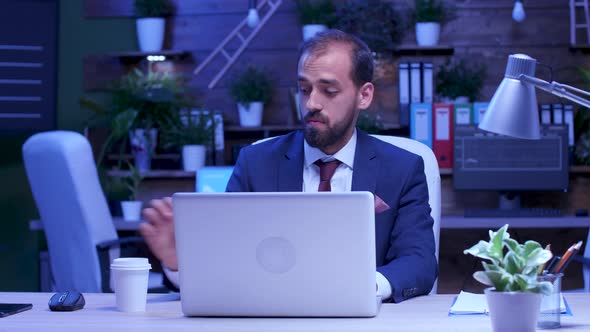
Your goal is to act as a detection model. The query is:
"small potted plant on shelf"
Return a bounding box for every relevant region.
[160,110,216,171]
[229,65,272,127]
[412,0,456,47]
[435,58,486,103]
[133,0,174,52]
[120,162,145,222]
[82,67,193,172]
[295,0,336,41]
[464,224,553,332]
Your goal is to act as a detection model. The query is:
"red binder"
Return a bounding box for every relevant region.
[432,103,454,169]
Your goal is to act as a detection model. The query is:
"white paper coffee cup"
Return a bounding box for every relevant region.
[110,257,151,312]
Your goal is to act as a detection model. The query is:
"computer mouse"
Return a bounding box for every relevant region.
[48,291,85,311]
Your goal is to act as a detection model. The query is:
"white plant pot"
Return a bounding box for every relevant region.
[302,24,327,41]
[182,145,207,171]
[237,102,264,127]
[121,201,143,222]
[484,288,542,332]
[129,128,158,172]
[416,22,441,47]
[136,17,165,52]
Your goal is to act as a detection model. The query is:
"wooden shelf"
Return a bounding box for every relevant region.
[569,45,590,53]
[393,45,454,56]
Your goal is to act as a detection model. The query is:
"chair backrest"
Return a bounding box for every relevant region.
[371,135,441,294]
[23,131,118,292]
[254,134,441,294]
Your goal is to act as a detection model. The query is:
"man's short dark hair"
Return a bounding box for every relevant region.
[299,29,374,87]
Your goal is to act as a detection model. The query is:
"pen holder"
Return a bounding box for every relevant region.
[537,273,563,329]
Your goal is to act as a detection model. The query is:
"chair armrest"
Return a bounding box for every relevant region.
[96,236,146,293]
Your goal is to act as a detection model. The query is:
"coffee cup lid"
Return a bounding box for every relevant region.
[110,257,152,270]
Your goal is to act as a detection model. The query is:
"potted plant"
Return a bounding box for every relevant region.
[120,162,145,221]
[160,110,216,171]
[332,0,406,54]
[295,0,336,41]
[82,67,193,171]
[464,224,553,332]
[356,111,383,134]
[134,0,174,52]
[412,0,456,46]
[435,58,486,102]
[229,65,272,127]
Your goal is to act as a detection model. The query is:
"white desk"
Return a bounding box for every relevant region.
[1,292,589,331]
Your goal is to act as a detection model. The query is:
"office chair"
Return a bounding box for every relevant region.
[254,134,441,294]
[23,131,164,293]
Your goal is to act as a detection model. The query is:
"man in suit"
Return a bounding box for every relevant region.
[140,29,437,303]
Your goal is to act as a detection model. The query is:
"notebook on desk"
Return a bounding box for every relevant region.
[172,192,379,317]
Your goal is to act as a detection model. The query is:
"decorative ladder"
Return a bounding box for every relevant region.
[570,0,590,45]
[193,0,283,89]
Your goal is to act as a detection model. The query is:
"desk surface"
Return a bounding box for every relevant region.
[1,292,589,331]
[29,216,590,231]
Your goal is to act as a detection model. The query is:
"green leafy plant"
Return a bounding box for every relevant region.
[435,58,486,102]
[332,0,406,52]
[356,111,383,134]
[464,224,553,295]
[413,0,456,24]
[81,67,194,165]
[133,0,174,18]
[295,0,336,26]
[229,66,273,105]
[160,110,216,149]
[122,161,144,201]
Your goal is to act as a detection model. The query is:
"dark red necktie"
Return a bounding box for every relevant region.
[315,159,341,192]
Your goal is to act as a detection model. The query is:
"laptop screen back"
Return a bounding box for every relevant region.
[173,192,377,317]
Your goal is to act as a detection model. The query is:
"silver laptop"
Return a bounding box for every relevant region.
[173,192,378,317]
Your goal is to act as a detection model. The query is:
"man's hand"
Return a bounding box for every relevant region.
[139,197,178,271]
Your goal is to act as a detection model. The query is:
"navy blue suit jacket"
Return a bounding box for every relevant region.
[226,130,437,302]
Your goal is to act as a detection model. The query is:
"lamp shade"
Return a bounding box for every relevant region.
[479,54,541,139]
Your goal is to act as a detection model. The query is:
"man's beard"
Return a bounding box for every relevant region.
[303,112,354,151]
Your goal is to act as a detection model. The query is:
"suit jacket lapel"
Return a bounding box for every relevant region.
[278,131,304,191]
[352,131,378,194]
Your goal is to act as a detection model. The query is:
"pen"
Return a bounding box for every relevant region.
[553,241,583,274]
[537,244,551,275]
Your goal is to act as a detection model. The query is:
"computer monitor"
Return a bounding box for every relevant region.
[453,125,568,216]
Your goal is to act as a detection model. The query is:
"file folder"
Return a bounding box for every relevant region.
[564,104,575,165]
[540,104,552,124]
[433,103,453,168]
[454,103,472,125]
[410,103,432,148]
[472,102,489,125]
[410,62,422,103]
[398,62,410,126]
[552,103,564,124]
[422,62,433,103]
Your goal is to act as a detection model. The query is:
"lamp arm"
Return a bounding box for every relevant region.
[519,74,590,108]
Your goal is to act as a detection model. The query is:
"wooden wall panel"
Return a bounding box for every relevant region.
[83,0,590,127]
[85,0,297,17]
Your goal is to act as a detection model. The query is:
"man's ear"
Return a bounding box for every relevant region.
[357,82,374,110]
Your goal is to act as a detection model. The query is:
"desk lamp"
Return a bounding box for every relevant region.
[479,53,590,139]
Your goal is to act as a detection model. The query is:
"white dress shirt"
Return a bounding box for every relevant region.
[164,130,392,300]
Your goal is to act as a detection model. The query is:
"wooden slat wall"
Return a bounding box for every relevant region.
[83,0,590,127]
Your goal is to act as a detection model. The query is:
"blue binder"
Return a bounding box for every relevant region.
[410,103,433,148]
